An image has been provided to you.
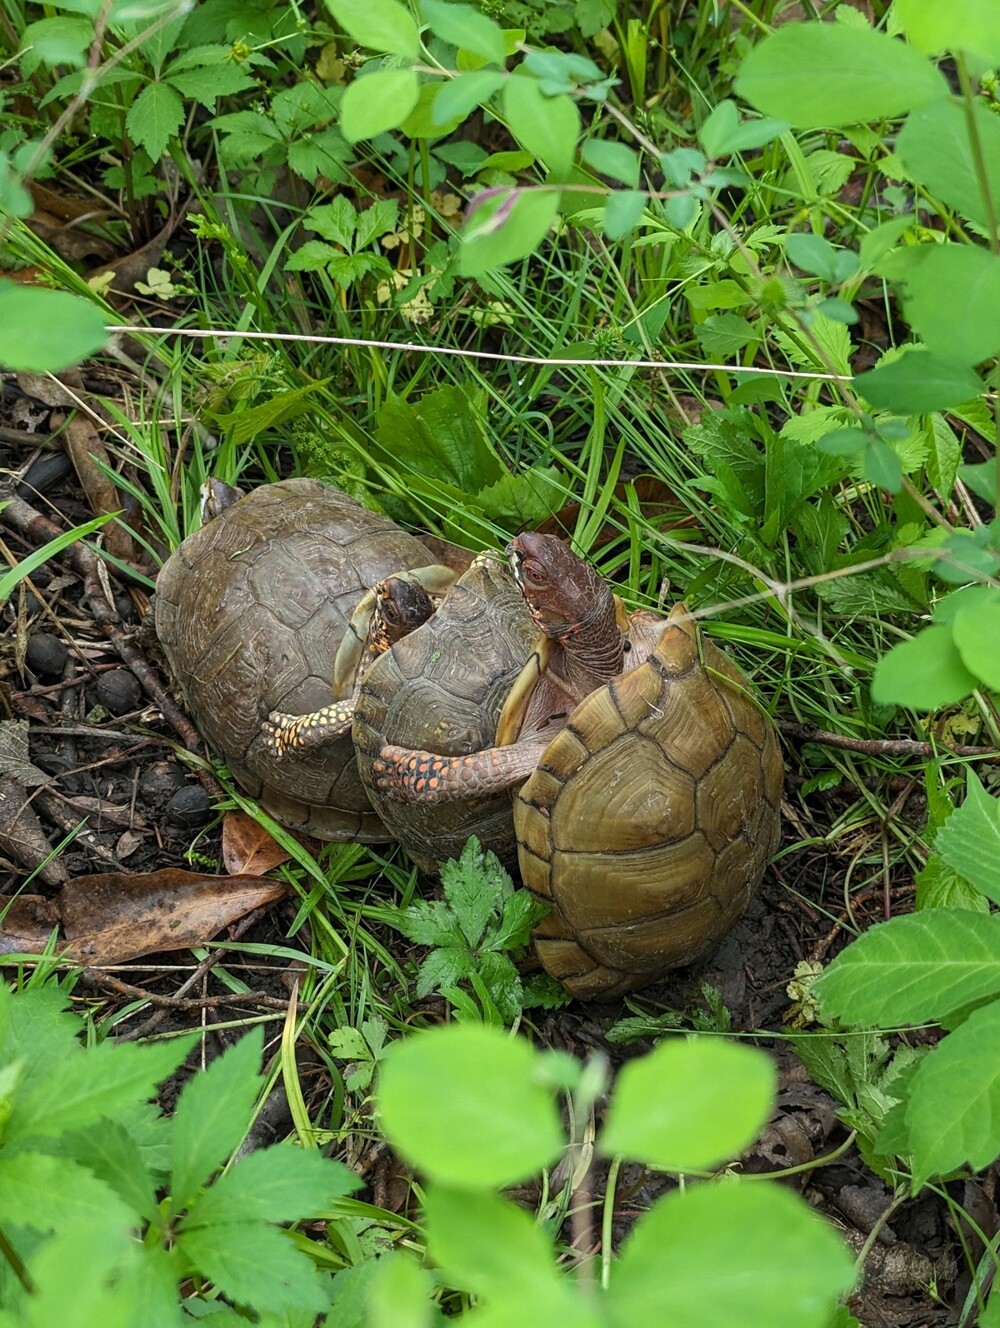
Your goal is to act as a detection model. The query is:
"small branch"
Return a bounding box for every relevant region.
[777,720,995,761]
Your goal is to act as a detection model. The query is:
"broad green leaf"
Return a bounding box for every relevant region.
[126,81,184,160]
[0,984,78,1077]
[421,0,506,64]
[400,81,466,138]
[602,190,646,240]
[208,380,332,445]
[815,909,1000,1025]
[0,1153,133,1235]
[896,0,1000,63]
[735,22,946,128]
[699,99,740,157]
[599,1038,775,1170]
[861,438,903,494]
[925,413,961,497]
[376,1024,564,1187]
[0,283,107,372]
[503,77,580,180]
[340,69,419,142]
[695,313,757,357]
[433,70,505,125]
[13,1220,147,1328]
[63,1119,160,1223]
[906,999,1000,1185]
[474,463,569,529]
[460,189,559,274]
[19,17,91,70]
[934,528,1000,584]
[376,385,502,492]
[896,100,1000,232]
[854,352,983,414]
[915,853,989,914]
[326,0,421,59]
[871,625,978,708]
[958,460,995,504]
[170,1027,264,1208]
[582,138,640,186]
[611,1181,855,1328]
[369,1251,435,1328]
[899,245,1000,365]
[858,215,916,270]
[952,603,1000,692]
[178,1222,328,1316]
[424,1185,556,1297]
[182,1143,359,1229]
[786,233,840,282]
[935,770,1000,904]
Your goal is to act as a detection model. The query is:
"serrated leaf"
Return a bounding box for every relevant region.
[377,1024,564,1187]
[0,1153,133,1234]
[815,909,1000,1025]
[906,999,1000,1185]
[612,1181,856,1328]
[182,1142,359,1228]
[600,1038,775,1169]
[421,0,506,63]
[390,897,456,945]
[61,1118,160,1223]
[935,770,1000,903]
[327,0,420,58]
[441,842,501,946]
[926,413,961,497]
[354,198,399,248]
[475,953,523,1022]
[790,1035,857,1108]
[734,22,947,129]
[503,78,580,181]
[208,380,332,446]
[166,63,255,109]
[952,604,1000,692]
[0,283,107,373]
[915,853,989,913]
[170,1027,264,1208]
[871,625,978,709]
[126,82,184,160]
[341,69,420,142]
[178,1221,329,1315]
[376,386,502,492]
[415,946,473,997]
[493,889,543,950]
[285,240,340,271]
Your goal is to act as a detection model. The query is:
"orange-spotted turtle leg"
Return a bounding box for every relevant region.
[372,740,548,802]
[262,700,355,757]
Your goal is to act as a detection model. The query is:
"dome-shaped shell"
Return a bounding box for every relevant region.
[354,557,536,872]
[514,606,782,998]
[155,479,441,841]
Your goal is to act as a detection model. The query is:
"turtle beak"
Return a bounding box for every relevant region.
[506,538,525,586]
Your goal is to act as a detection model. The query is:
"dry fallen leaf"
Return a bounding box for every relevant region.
[0,894,61,954]
[222,810,294,876]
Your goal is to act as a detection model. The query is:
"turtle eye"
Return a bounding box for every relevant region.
[382,601,400,625]
[522,557,549,588]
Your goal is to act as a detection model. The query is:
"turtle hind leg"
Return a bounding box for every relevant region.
[372,740,547,802]
[262,701,355,757]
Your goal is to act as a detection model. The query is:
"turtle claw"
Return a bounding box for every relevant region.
[262,702,355,757]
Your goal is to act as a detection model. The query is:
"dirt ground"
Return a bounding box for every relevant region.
[0,378,981,1328]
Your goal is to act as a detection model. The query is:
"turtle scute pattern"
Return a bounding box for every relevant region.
[155,478,443,841]
[515,607,783,1000]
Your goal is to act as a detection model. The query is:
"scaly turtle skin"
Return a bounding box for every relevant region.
[353,555,537,873]
[155,478,454,841]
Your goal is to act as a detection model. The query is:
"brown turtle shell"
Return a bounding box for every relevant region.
[155,479,444,841]
[353,556,536,872]
[514,605,783,999]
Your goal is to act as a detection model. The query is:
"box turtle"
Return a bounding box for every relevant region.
[154,478,454,840]
[371,533,783,997]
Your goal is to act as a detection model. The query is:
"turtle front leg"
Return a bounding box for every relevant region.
[262,701,355,757]
[372,740,547,802]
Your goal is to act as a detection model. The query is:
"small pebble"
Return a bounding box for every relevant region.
[114,594,138,624]
[164,785,212,828]
[34,750,83,794]
[139,760,188,802]
[95,668,142,716]
[25,631,68,678]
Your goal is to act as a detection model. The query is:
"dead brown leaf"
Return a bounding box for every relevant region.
[222,811,294,876]
[0,894,61,954]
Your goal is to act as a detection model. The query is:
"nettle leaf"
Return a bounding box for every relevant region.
[178,1221,329,1316]
[855,351,982,415]
[900,244,1000,365]
[582,138,640,186]
[611,1181,855,1328]
[377,1024,565,1187]
[0,283,107,373]
[62,1118,160,1223]
[815,909,1000,1025]
[503,77,580,180]
[421,0,506,64]
[935,770,1000,904]
[126,81,184,160]
[735,22,947,128]
[600,1037,775,1170]
[170,1027,265,1208]
[341,69,420,142]
[182,1142,359,1229]
[872,626,978,709]
[906,999,1000,1186]
[896,99,1000,232]
[433,70,505,124]
[327,0,421,59]
[926,413,962,496]
[0,1153,133,1235]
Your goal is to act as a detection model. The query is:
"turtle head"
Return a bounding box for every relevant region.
[370,576,435,652]
[508,533,611,641]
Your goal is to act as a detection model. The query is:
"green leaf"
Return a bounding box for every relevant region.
[854,351,983,414]
[170,1027,264,1208]
[62,1119,160,1223]
[735,22,946,129]
[126,82,184,160]
[503,77,580,180]
[957,460,995,505]
[424,1185,557,1297]
[166,63,256,109]
[340,69,420,141]
[473,463,569,530]
[303,196,357,246]
[896,0,1000,63]
[611,1181,856,1328]
[285,239,340,271]
[441,838,503,947]
[861,438,903,493]
[0,1153,133,1235]
[906,999,1000,1185]
[416,946,473,997]
[433,70,505,124]
[376,1024,565,1187]
[326,0,421,58]
[581,138,640,186]
[900,244,1000,365]
[695,313,757,357]
[455,186,552,269]
[602,190,646,240]
[178,1221,329,1315]
[421,0,506,63]
[952,601,1000,692]
[925,413,962,496]
[369,1251,436,1328]
[871,625,978,709]
[376,386,502,492]
[599,1037,775,1169]
[19,17,91,71]
[183,1143,359,1229]
[698,99,740,157]
[208,380,332,446]
[915,853,989,913]
[786,233,841,282]
[0,283,107,373]
[815,909,1000,1025]
[935,770,1000,904]
[896,99,1000,232]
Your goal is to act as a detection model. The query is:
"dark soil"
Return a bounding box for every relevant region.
[0,376,986,1328]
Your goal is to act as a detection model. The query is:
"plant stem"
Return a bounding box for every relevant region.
[600,1155,622,1290]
